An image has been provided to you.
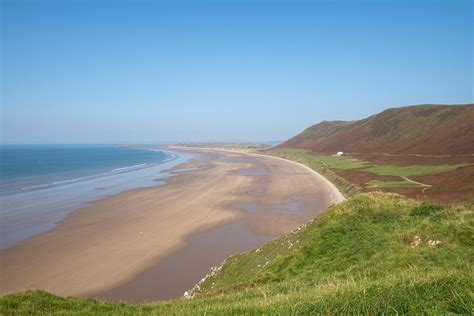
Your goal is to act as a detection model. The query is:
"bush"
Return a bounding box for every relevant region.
[411,203,445,217]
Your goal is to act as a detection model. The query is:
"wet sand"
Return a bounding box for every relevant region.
[0,149,343,303]
[95,220,272,302]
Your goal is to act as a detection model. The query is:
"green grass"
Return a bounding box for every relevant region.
[271,147,469,191]
[364,164,470,177]
[267,148,360,197]
[367,179,425,189]
[2,193,473,314]
[306,154,369,169]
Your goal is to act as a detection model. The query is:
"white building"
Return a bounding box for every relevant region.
[335,151,344,156]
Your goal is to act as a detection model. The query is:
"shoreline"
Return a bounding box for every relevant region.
[0,147,190,250]
[1,148,344,303]
[170,146,345,202]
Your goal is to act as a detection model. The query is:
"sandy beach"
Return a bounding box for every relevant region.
[0,148,343,302]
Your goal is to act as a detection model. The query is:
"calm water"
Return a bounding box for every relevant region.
[0,145,191,249]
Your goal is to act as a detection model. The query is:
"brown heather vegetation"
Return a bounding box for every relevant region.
[278,104,474,204]
[281,104,474,156]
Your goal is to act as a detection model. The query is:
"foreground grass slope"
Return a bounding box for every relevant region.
[2,193,472,314]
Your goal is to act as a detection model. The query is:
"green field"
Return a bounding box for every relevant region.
[2,193,473,314]
[273,148,368,169]
[271,148,470,192]
[307,154,368,169]
[367,179,425,189]
[364,164,469,177]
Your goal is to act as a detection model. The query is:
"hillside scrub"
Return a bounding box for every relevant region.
[280,104,474,155]
[2,193,472,314]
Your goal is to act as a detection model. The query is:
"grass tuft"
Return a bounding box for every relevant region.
[411,203,445,217]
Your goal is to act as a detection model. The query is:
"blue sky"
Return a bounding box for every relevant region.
[2,0,472,144]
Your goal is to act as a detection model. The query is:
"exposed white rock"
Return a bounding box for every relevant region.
[182,258,227,299]
[411,235,422,248]
[428,240,441,246]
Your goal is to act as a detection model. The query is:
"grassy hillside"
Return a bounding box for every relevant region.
[268,146,474,204]
[2,193,472,314]
[281,104,474,155]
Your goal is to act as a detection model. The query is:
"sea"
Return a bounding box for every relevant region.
[0,144,191,250]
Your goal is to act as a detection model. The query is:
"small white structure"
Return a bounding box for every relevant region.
[335,151,344,156]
